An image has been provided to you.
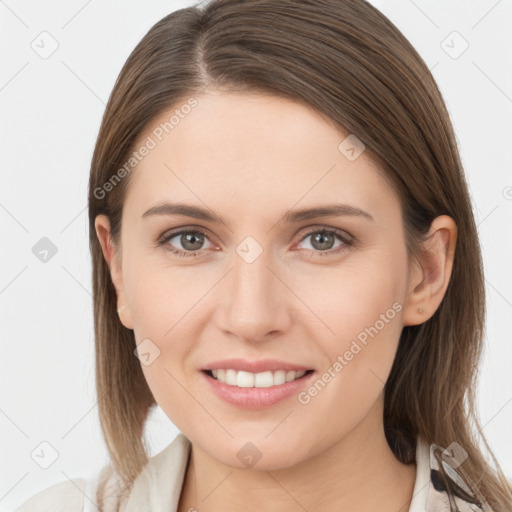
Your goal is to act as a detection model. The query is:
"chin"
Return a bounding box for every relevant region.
[199,434,312,472]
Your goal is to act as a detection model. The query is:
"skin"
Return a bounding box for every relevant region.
[95,88,457,512]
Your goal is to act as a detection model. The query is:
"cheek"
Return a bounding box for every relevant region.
[298,252,406,402]
[130,266,201,431]
[123,248,196,335]
[124,255,209,381]
[139,360,197,437]
[301,251,405,343]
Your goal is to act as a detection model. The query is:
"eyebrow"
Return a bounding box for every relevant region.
[141,202,375,224]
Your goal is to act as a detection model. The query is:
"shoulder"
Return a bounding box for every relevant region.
[13,462,121,512]
[14,433,192,512]
[13,477,87,512]
[420,440,511,512]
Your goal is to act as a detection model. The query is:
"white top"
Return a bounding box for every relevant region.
[14,433,489,511]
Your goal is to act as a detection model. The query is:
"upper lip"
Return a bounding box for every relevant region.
[203,358,313,373]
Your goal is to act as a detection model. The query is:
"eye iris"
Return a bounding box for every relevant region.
[312,232,335,250]
[181,232,204,251]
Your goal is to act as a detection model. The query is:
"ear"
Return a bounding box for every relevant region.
[402,215,457,326]
[94,214,134,330]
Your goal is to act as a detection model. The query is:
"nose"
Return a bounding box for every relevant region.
[215,246,292,343]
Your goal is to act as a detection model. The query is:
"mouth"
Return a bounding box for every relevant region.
[202,368,315,388]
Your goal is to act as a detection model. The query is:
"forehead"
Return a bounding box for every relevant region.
[124,90,400,224]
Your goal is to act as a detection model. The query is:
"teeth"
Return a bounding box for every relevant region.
[209,369,307,387]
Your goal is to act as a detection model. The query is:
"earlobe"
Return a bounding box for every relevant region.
[402,215,457,326]
[94,215,134,330]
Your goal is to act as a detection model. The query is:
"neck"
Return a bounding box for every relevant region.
[178,397,416,512]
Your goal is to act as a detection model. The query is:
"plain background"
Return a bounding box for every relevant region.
[1,0,511,509]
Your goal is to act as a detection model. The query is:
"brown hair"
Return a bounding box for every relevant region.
[88,0,512,510]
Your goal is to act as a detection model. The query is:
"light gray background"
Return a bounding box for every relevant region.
[1,1,511,509]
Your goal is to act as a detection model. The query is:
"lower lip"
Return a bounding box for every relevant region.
[201,370,315,409]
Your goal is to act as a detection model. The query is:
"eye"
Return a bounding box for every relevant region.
[158,229,215,257]
[296,227,353,256]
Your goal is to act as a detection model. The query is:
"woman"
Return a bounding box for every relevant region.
[16,0,512,511]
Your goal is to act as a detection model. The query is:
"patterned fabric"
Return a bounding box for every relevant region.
[423,443,490,512]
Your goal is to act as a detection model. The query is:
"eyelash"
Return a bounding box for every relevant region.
[157,226,354,258]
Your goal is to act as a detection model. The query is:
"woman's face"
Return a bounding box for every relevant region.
[98,89,418,470]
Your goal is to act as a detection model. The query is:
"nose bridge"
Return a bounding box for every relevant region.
[220,239,288,340]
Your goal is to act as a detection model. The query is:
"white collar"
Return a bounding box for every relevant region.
[120,433,485,512]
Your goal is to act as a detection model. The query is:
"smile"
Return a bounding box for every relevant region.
[202,368,316,409]
[206,369,313,388]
